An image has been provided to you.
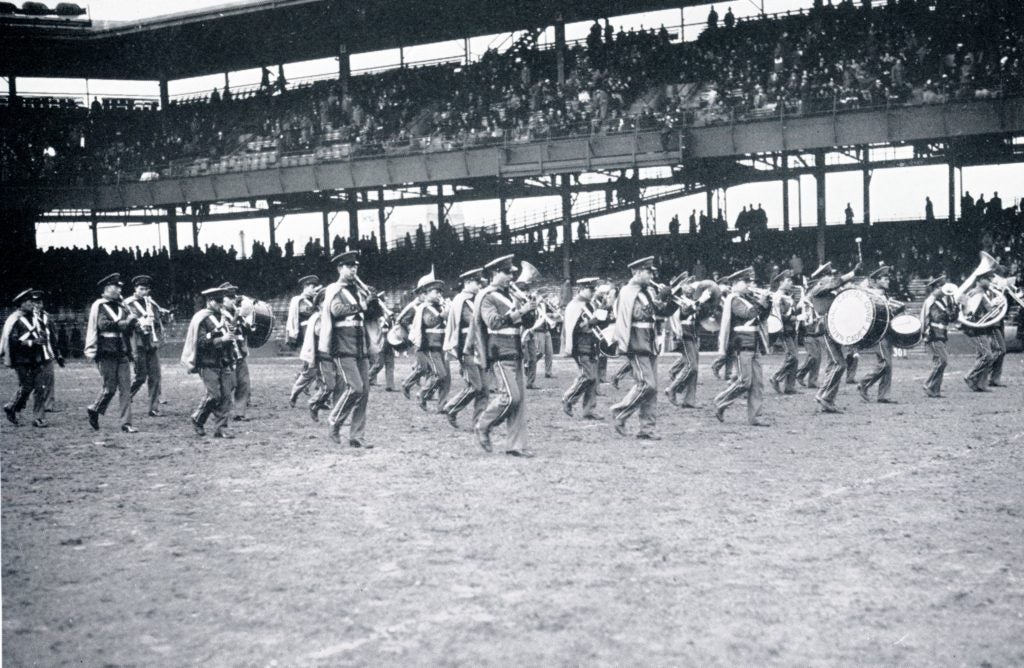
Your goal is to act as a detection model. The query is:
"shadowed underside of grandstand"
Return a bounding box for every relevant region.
[2,0,1023,304]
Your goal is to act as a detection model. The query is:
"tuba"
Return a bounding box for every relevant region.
[956,251,1008,329]
[510,260,541,303]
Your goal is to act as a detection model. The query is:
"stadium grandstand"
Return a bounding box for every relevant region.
[1,0,1022,340]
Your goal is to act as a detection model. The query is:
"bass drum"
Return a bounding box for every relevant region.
[243,299,276,348]
[826,288,890,350]
[386,323,413,352]
[889,314,922,348]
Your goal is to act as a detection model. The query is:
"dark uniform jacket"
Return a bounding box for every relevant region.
[326,282,384,359]
[93,300,136,361]
[195,310,238,369]
[5,309,49,367]
[474,285,537,365]
[726,293,770,354]
[124,295,165,352]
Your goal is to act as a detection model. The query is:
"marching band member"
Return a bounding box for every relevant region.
[441,268,488,428]
[181,286,238,438]
[795,283,823,390]
[768,270,799,395]
[2,289,63,427]
[124,275,166,417]
[664,274,701,408]
[593,284,614,386]
[806,261,861,413]
[84,273,139,433]
[409,275,450,412]
[962,267,998,392]
[291,287,328,418]
[469,254,538,456]
[319,251,384,448]
[857,266,902,404]
[609,256,679,440]
[561,277,605,420]
[286,275,323,406]
[845,352,860,385]
[713,268,771,425]
[219,283,252,422]
[285,275,321,348]
[534,296,559,380]
[32,291,62,419]
[368,311,397,392]
[399,292,427,399]
[920,275,954,398]
[988,265,1010,387]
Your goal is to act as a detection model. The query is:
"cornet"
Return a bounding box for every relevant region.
[650,280,698,310]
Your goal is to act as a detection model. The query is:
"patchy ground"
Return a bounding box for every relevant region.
[3,351,1023,665]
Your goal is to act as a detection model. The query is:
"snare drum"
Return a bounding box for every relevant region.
[888,314,922,348]
[598,324,619,358]
[386,323,412,351]
[826,288,890,349]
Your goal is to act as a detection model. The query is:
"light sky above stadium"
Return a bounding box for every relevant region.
[13,0,1024,253]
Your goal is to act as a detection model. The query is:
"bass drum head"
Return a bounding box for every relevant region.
[766,314,783,337]
[826,288,888,349]
[889,314,922,348]
[246,300,275,348]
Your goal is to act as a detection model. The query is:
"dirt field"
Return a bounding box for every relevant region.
[3,351,1023,665]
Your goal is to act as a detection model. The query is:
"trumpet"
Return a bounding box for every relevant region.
[353,275,395,319]
[650,280,698,310]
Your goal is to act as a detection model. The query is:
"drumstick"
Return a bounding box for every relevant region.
[855,237,863,265]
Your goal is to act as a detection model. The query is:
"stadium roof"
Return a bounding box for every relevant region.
[1,0,698,81]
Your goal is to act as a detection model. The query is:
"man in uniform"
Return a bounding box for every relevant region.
[806,261,861,413]
[534,297,558,379]
[795,282,823,390]
[2,289,63,427]
[713,268,771,425]
[469,255,537,456]
[409,274,450,412]
[399,292,427,398]
[921,275,955,398]
[561,277,605,420]
[857,266,903,404]
[124,275,166,417]
[609,256,679,440]
[181,286,239,438]
[664,274,703,409]
[441,268,488,428]
[988,265,1010,387]
[291,287,328,417]
[962,267,998,392]
[319,251,384,447]
[84,273,139,433]
[219,283,252,422]
[768,270,799,395]
[31,291,62,419]
[286,275,322,406]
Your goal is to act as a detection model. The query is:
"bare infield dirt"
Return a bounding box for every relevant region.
[2,352,1023,665]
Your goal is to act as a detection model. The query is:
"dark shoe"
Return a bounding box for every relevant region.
[877,398,897,404]
[783,390,802,395]
[232,416,250,422]
[544,374,554,379]
[807,383,819,389]
[796,375,806,387]
[846,379,858,385]
[750,420,771,427]
[636,432,661,440]
[963,377,977,391]
[816,397,842,414]
[769,377,782,395]
[446,412,458,429]
[613,420,628,437]
[714,405,725,423]
[989,382,1006,387]
[505,449,535,458]
[474,426,492,453]
[328,425,342,444]
[121,424,138,434]
[402,385,412,400]
[213,430,234,439]
[148,409,161,418]
[349,438,363,448]
[192,416,206,437]
[679,402,700,409]
[562,401,573,417]
[582,413,604,420]
[418,394,429,412]
[611,377,620,390]
[526,384,538,390]
[711,366,722,380]
[309,403,320,422]
[857,384,871,403]
[385,388,398,393]
[3,405,17,426]
[32,418,47,428]
[288,395,298,409]
[664,388,679,406]
[45,407,63,413]
[87,408,100,431]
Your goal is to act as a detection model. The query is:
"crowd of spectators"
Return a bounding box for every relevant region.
[8,198,1021,317]
[3,0,1021,185]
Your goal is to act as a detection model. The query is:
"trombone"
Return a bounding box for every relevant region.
[650,280,698,310]
[353,275,395,320]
